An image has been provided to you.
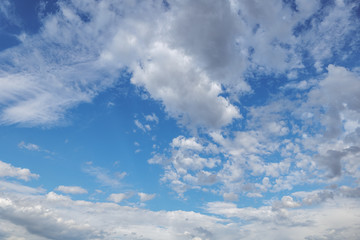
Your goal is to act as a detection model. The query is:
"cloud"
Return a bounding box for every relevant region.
[131,42,241,129]
[149,135,220,195]
[138,192,156,202]
[134,119,150,132]
[55,186,88,194]
[82,164,124,187]
[0,180,44,194]
[0,160,39,181]
[1,0,358,131]
[292,190,334,206]
[0,187,234,240]
[206,195,360,239]
[145,113,159,124]
[307,65,360,139]
[171,136,203,151]
[223,192,239,202]
[0,166,359,239]
[1,1,360,238]
[0,193,101,240]
[108,193,131,203]
[17,141,40,151]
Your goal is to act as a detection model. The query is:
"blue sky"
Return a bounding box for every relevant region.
[0,0,360,239]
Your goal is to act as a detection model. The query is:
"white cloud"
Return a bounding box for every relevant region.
[171,136,203,151]
[145,113,159,124]
[0,160,39,181]
[138,192,156,202]
[223,192,238,202]
[0,0,357,130]
[307,65,360,139]
[17,141,40,151]
[206,196,360,239]
[279,196,301,208]
[149,135,220,195]
[55,186,88,194]
[134,119,149,132]
[131,42,241,129]
[0,180,44,194]
[82,164,124,187]
[0,187,237,240]
[0,1,360,238]
[0,167,359,239]
[107,193,131,203]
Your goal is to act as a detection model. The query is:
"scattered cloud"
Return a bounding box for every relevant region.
[107,193,131,203]
[138,192,156,202]
[145,113,159,124]
[55,185,88,194]
[17,141,40,151]
[82,164,124,187]
[0,160,39,181]
[0,0,360,239]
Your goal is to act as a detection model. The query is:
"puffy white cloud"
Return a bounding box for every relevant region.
[55,186,88,194]
[307,65,360,138]
[0,161,39,181]
[171,136,203,151]
[0,184,238,240]
[108,193,130,203]
[138,192,156,202]
[0,0,357,130]
[149,136,220,195]
[206,196,360,239]
[131,42,241,129]
[279,196,301,208]
[1,1,360,238]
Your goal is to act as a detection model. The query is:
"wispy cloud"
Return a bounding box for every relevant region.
[83,163,126,187]
[18,141,40,151]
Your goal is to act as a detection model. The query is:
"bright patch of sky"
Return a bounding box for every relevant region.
[0,0,360,239]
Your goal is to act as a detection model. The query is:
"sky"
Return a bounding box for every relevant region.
[0,0,360,239]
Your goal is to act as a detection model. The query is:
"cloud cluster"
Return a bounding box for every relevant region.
[149,135,220,195]
[149,64,360,199]
[1,180,360,240]
[0,0,358,132]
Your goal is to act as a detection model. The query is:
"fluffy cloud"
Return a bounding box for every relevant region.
[2,183,359,240]
[107,193,131,203]
[0,0,243,129]
[1,1,360,238]
[138,192,156,202]
[131,42,241,129]
[206,196,360,239]
[1,0,358,130]
[149,136,220,195]
[0,160,39,181]
[55,186,88,194]
[0,183,236,240]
